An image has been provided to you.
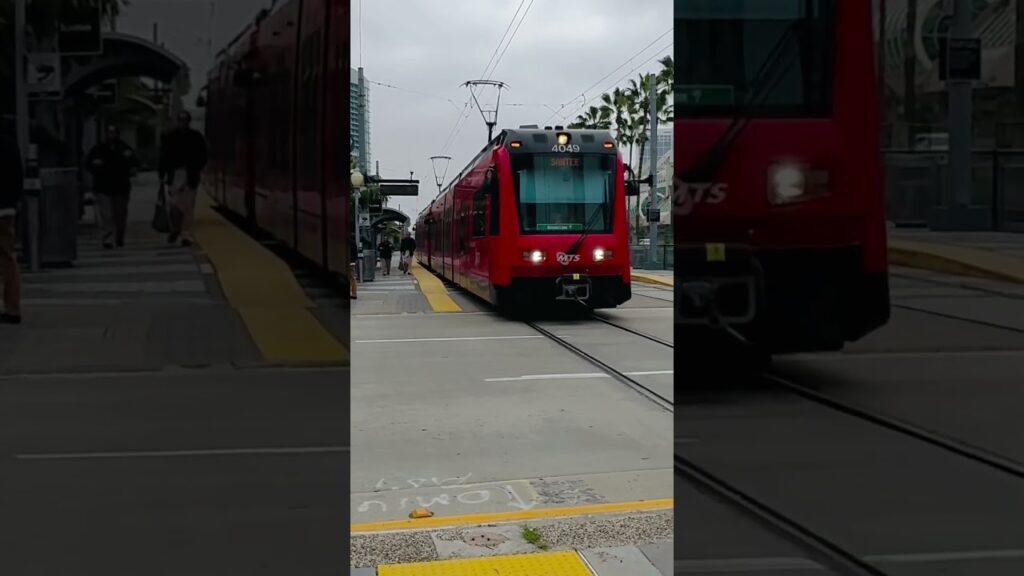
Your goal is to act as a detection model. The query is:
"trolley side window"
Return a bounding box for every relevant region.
[488,175,500,236]
[676,0,835,118]
[512,154,615,235]
[472,187,487,237]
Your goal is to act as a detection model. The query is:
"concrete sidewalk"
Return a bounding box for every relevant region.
[888,229,1024,284]
[1,173,262,374]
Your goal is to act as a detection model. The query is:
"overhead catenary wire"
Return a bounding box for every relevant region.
[480,0,527,81]
[439,0,534,156]
[560,40,673,125]
[485,0,536,81]
[367,80,463,111]
[544,27,672,124]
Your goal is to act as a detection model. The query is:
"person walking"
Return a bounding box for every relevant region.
[399,231,416,275]
[0,125,23,324]
[377,236,394,276]
[159,110,207,247]
[86,125,139,248]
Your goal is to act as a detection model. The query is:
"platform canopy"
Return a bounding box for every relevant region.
[370,207,411,230]
[62,32,188,97]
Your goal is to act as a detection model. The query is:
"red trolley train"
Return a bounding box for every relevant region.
[674,0,890,357]
[202,0,349,277]
[414,127,636,312]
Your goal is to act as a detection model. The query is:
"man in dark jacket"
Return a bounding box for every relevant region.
[399,231,416,275]
[0,126,23,324]
[159,110,207,247]
[86,124,139,248]
[377,237,394,276]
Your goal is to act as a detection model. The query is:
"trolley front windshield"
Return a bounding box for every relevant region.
[676,0,835,118]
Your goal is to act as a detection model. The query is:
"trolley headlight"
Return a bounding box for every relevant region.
[593,247,611,262]
[523,250,546,264]
[767,163,829,205]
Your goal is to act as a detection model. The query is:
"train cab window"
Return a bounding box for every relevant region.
[513,154,614,235]
[676,0,835,118]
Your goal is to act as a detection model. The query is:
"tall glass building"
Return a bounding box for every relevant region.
[350,67,372,172]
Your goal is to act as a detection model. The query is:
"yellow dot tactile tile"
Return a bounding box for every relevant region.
[408,262,462,313]
[378,551,592,576]
[194,194,349,365]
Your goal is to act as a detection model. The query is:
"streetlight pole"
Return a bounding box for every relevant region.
[351,170,364,282]
[647,73,659,269]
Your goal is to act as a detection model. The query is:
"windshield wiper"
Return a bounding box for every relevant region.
[564,176,612,256]
[681,18,806,183]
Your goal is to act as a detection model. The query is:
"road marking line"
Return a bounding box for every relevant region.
[486,370,673,382]
[351,498,673,533]
[353,311,492,318]
[15,446,349,461]
[357,335,543,343]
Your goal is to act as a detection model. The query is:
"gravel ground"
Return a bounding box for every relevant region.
[351,531,437,568]
[350,510,674,568]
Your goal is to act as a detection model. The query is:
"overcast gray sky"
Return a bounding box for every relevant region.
[118,0,270,102]
[354,0,672,218]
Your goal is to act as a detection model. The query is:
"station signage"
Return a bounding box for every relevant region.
[58,0,103,55]
[939,37,981,82]
[26,53,62,100]
[379,181,419,196]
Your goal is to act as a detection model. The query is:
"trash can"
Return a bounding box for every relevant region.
[39,168,80,266]
[362,248,376,281]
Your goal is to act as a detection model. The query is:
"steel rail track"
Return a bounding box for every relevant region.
[764,374,1024,479]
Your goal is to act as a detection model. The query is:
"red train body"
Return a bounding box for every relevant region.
[203,0,350,276]
[415,128,634,311]
[675,0,890,354]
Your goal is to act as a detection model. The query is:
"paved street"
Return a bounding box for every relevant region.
[350,269,673,572]
[676,265,1024,576]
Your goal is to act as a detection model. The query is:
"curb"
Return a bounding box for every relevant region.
[887,241,1024,285]
[631,273,674,288]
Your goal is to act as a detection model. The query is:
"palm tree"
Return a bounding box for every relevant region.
[569,105,611,130]
[599,87,631,146]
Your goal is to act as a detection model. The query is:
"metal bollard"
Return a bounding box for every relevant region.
[23,144,41,272]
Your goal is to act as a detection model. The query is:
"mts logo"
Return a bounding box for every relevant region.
[556,252,581,265]
[673,180,727,215]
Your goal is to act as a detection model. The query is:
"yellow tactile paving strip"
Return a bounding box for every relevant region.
[409,261,463,312]
[351,498,673,534]
[632,270,674,287]
[378,551,592,575]
[888,240,1024,284]
[194,195,349,365]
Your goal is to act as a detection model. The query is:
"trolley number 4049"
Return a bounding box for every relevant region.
[552,144,581,153]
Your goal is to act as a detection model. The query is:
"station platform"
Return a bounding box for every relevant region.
[0,173,348,574]
[889,229,1024,283]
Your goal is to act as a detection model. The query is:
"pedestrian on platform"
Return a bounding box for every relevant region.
[0,125,23,324]
[378,236,394,276]
[159,110,207,247]
[399,231,416,275]
[86,125,139,248]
